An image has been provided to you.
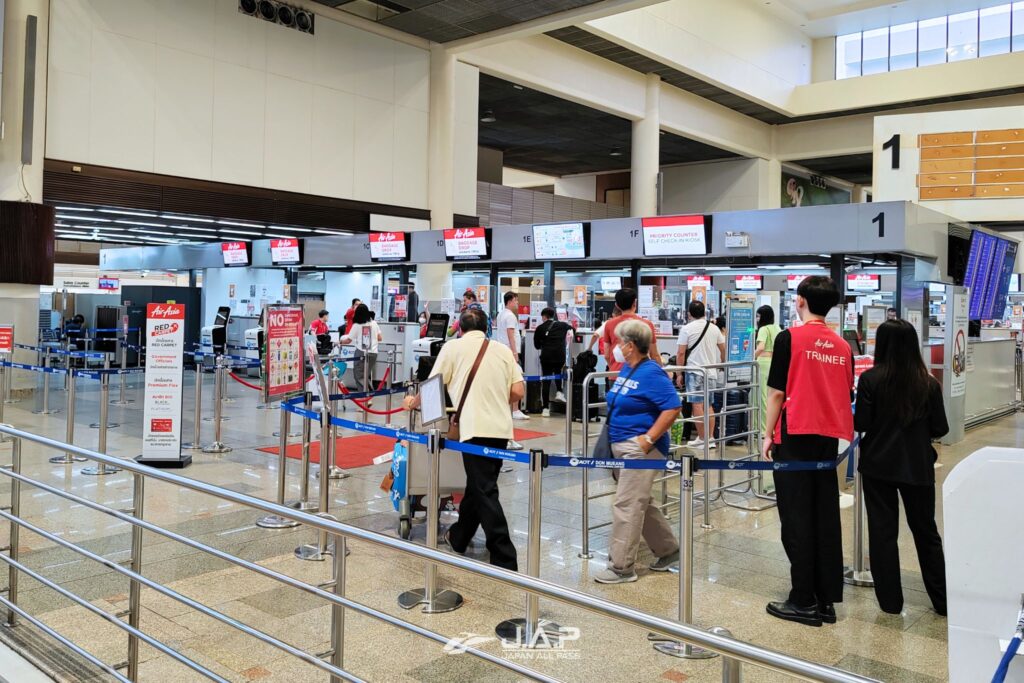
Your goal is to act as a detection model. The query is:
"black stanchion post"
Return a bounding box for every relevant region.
[398,429,463,613]
[496,449,561,646]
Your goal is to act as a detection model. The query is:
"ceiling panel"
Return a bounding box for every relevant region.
[478,74,738,176]
[791,153,873,185]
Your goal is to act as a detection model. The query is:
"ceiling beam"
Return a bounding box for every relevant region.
[445,0,669,55]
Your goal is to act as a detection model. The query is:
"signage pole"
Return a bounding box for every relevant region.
[257,406,301,529]
[202,357,231,454]
[294,393,317,512]
[295,404,335,562]
[112,337,132,405]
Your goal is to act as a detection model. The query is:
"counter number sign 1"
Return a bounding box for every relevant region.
[0,325,13,355]
[264,305,305,403]
[139,304,186,465]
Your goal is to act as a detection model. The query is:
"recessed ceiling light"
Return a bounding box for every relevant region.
[218,228,261,236]
[314,228,347,235]
[57,214,111,222]
[128,228,175,236]
[266,233,298,239]
[512,84,524,90]
[98,209,158,218]
[609,147,623,157]
[271,225,312,233]
[55,206,93,212]
[217,220,263,228]
[168,224,218,232]
[161,213,215,223]
[480,109,497,123]
[115,220,166,228]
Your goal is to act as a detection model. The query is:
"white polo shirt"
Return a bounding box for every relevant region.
[430,331,525,441]
[495,307,521,353]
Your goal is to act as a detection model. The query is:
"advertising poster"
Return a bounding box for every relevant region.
[639,285,654,308]
[139,304,186,461]
[574,286,588,305]
[530,301,546,329]
[475,285,489,305]
[264,305,305,402]
[726,299,754,381]
[0,325,13,354]
[394,295,408,319]
[950,291,969,397]
[781,172,851,208]
[853,356,874,387]
[864,306,886,355]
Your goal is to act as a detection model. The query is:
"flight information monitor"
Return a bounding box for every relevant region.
[532,222,588,260]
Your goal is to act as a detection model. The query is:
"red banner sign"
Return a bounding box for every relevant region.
[264,305,305,401]
[0,325,13,354]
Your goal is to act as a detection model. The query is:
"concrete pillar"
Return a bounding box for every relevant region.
[0,0,50,392]
[630,73,661,217]
[422,45,455,301]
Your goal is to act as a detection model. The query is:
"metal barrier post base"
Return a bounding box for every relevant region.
[202,416,231,422]
[110,399,134,406]
[327,466,350,480]
[272,430,302,438]
[256,514,301,529]
[495,618,563,647]
[48,454,87,464]
[201,443,232,454]
[82,465,121,476]
[397,588,463,614]
[180,442,203,451]
[577,550,594,559]
[32,409,60,416]
[294,543,333,561]
[89,422,120,430]
[290,500,319,513]
[843,568,875,587]
[653,641,718,659]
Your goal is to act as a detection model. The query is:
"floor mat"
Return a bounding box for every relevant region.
[512,428,554,441]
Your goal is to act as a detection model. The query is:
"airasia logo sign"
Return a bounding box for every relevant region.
[371,232,400,242]
[452,228,479,239]
[148,304,184,319]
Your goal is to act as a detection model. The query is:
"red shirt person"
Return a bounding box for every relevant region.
[344,298,361,335]
[309,310,330,336]
[761,275,854,629]
[601,288,660,373]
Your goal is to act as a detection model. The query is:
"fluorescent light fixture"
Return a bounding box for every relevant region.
[217,220,263,228]
[314,228,347,235]
[98,209,158,218]
[55,206,94,212]
[115,220,169,228]
[167,224,218,232]
[218,228,261,236]
[161,213,214,222]
[56,230,90,237]
[218,236,251,242]
[57,214,112,222]
[272,225,312,233]
[266,233,297,239]
[128,228,175,236]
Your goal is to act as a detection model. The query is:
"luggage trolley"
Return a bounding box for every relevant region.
[390,373,467,539]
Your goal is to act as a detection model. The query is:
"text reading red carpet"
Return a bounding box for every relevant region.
[258,428,553,470]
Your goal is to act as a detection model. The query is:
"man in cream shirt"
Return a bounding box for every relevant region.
[404,308,524,570]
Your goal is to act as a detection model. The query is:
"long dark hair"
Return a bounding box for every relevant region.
[755,305,775,333]
[353,304,372,325]
[872,319,934,425]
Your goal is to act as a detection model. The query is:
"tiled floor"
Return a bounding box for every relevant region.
[0,371,1006,682]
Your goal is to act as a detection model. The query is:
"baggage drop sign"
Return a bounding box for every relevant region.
[139,303,185,461]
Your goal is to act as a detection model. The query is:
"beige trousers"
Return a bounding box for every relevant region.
[608,439,680,573]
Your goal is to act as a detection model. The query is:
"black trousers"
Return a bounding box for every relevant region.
[448,437,518,571]
[861,475,947,615]
[774,468,845,607]
[540,357,564,409]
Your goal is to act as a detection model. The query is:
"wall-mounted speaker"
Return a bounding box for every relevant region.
[239,0,313,35]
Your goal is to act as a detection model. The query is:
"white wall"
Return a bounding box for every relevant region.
[324,271,382,322]
[47,0,430,209]
[661,158,772,214]
[202,267,286,326]
[554,175,597,201]
[503,168,557,189]
[453,61,479,217]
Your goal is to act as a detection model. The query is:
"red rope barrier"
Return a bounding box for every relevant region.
[228,372,262,391]
[337,367,404,415]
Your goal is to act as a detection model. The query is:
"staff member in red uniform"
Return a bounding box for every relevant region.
[761,276,853,628]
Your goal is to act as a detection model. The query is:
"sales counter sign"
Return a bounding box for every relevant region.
[139,304,185,461]
[264,305,305,402]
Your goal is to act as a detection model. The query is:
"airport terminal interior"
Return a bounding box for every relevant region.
[2,0,1024,681]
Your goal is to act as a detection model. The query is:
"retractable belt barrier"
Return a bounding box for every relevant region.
[186,350,260,367]
[521,373,567,382]
[0,360,68,376]
[14,343,106,360]
[0,360,151,382]
[91,327,139,333]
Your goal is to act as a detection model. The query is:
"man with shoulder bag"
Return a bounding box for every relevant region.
[676,300,726,450]
[404,308,524,571]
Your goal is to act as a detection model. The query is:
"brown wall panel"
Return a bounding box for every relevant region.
[975,184,1024,198]
[975,170,1024,184]
[975,142,1024,156]
[976,129,1024,144]
[920,145,976,160]
[919,132,974,147]
[975,156,1024,171]
[918,173,973,187]
[920,159,976,173]
[919,186,976,200]
[0,201,55,285]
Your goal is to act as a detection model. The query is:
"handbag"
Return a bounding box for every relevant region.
[592,361,644,458]
[447,339,490,442]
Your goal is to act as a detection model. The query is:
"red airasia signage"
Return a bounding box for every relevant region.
[0,325,13,354]
[264,305,305,401]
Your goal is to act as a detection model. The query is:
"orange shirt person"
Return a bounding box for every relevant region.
[601,288,661,373]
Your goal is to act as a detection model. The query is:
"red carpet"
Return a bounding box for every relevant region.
[257,428,554,470]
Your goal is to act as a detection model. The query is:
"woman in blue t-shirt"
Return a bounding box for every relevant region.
[594,320,682,584]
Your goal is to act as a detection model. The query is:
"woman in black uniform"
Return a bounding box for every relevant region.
[854,319,948,616]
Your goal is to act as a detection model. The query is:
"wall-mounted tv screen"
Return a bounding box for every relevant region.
[846,273,880,292]
[443,228,491,261]
[641,215,711,256]
[735,275,762,291]
[221,241,251,267]
[532,222,589,260]
[270,238,302,265]
[368,232,410,262]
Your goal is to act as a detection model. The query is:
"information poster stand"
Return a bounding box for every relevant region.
[942,288,969,445]
[863,305,887,356]
[725,295,755,382]
[136,303,190,468]
[263,304,306,404]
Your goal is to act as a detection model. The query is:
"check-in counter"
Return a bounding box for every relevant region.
[964,338,1018,427]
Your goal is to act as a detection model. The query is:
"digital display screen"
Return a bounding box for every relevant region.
[965,232,998,319]
[687,276,712,289]
[369,232,409,262]
[600,276,622,291]
[270,238,302,265]
[443,228,490,261]
[983,238,1018,319]
[847,273,880,292]
[532,222,588,260]
[641,215,711,256]
[221,242,250,267]
[98,277,120,290]
[787,275,809,290]
[735,275,762,291]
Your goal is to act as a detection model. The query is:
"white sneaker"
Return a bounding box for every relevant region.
[508,440,524,450]
[512,410,530,421]
[541,408,551,417]
[686,438,704,448]
[555,391,566,403]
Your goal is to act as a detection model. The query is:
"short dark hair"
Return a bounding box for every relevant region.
[715,316,726,331]
[504,291,517,305]
[351,298,361,307]
[688,300,706,319]
[459,308,488,333]
[318,309,329,319]
[615,288,638,311]
[353,304,371,325]
[541,307,555,319]
[797,276,841,316]
[463,289,477,301]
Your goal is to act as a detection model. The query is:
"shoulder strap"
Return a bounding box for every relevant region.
[685,321,712,362]
[453,339,489,425]
[608,360,645,412]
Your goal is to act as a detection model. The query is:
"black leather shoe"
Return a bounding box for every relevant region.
[818,604,837,624]
[766,601,823,627]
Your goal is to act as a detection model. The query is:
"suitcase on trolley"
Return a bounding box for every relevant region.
[722,388,749,443]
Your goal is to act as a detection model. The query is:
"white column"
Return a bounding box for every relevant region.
[630,73,661,217]
[0,0,49,391]
[422,46,456,301]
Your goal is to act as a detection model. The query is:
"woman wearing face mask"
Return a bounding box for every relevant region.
[594,320,682,585]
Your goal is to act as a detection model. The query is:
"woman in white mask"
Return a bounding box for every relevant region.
[594,320,682,585]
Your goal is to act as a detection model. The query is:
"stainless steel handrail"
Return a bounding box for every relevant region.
[0,423,876,683]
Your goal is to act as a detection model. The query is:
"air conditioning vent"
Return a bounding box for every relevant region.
[239,0,313,35]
